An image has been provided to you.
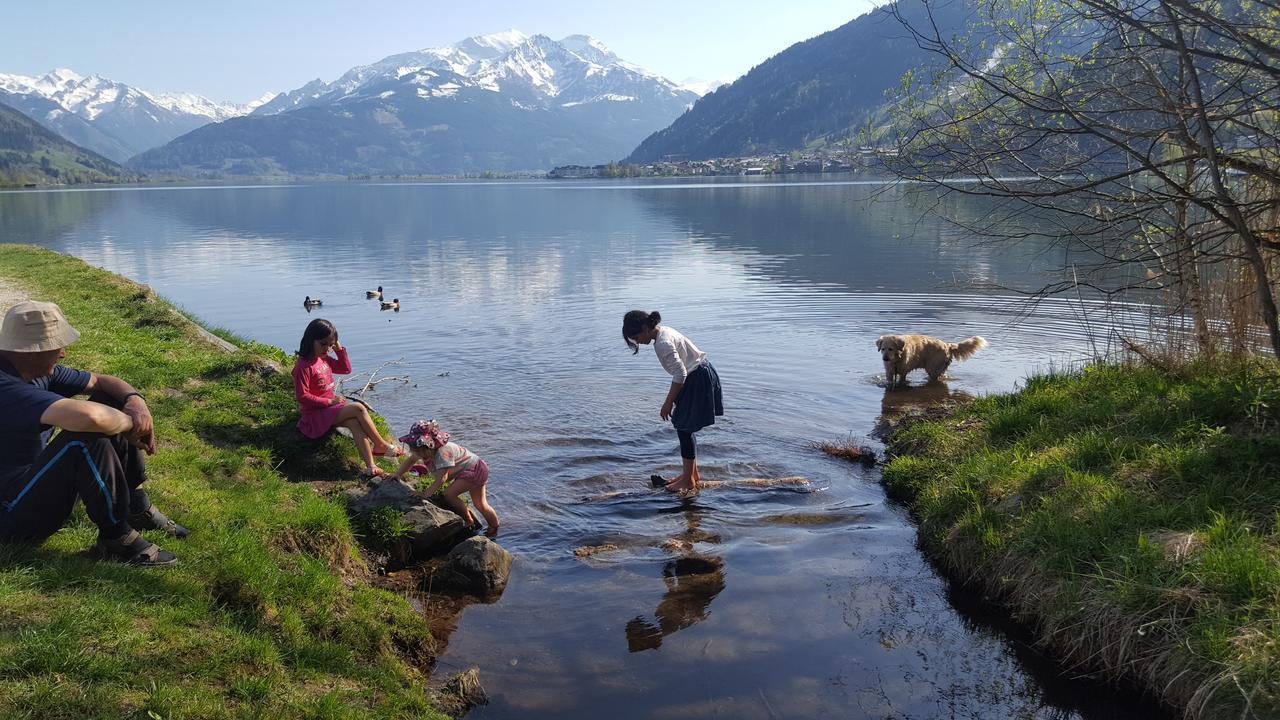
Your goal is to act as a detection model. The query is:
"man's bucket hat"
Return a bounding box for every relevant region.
[0,301,81,352]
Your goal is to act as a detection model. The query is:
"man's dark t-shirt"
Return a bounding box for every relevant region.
[0,356,91,487]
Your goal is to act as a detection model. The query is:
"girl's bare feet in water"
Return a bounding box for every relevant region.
[664,475,695,493]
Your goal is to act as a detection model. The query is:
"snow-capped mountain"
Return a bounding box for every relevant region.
[0,69,270,161]
[254,30,694,115]
[134,30,699,176]
[678,77,732,96]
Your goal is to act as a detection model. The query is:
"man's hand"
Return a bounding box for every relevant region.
[122,395,155,455]
[660,399,674,421]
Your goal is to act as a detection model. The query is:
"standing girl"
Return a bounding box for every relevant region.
[389,420,500,534]
[292,319,404,478]
[623,310,723,493]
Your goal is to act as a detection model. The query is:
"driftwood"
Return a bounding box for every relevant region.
[337,357,411,399]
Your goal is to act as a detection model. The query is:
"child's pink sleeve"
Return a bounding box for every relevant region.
[292,362,332,410]
[324,347,352,375]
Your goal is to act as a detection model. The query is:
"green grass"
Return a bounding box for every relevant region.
[0,246,445,720]
[883,359,1280,720]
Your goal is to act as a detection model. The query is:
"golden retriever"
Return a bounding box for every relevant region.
[876,334,987,385]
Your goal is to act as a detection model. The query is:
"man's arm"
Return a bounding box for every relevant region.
[40,397,133,436]
[84,372,155,454]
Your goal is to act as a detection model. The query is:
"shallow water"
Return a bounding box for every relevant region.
[3,177,1168,719]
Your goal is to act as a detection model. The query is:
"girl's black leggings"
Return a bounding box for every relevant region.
[678,430,696,459]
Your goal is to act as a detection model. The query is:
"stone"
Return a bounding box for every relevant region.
[402,504,469,556]
[437,536,514,596]
[345,478,421,514]
[431,668,488,716]
[345,479,469,557]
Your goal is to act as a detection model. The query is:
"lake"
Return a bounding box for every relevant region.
[1,177,1167,719]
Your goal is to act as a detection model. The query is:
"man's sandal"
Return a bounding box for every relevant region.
[130,504,191,538]
[86,530,178,567]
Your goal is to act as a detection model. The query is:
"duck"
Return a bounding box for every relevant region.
[303,296,323,308]
[380,298,400,311]
[366,285,383,300]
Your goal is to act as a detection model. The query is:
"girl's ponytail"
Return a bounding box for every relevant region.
[623,309,661,354]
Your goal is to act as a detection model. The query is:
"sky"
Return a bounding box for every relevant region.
[1,1,882,102]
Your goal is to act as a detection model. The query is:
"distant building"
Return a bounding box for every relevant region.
[548,164,606,179]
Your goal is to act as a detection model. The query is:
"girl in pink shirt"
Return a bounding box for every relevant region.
[291,319,403,477]
[388,420,500,535]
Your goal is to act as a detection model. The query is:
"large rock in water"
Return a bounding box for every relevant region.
[436,536,514,596]
[345,479,469,556]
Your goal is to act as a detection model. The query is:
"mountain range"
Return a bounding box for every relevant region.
[131,30,699,176]
[0,68,270,163]
[625,0,977,163]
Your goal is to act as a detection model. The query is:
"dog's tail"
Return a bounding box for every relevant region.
[949,336,987,361]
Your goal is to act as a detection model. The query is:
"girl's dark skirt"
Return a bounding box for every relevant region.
[671,361,723,434]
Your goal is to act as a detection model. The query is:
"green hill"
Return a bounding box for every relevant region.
[0,102,142,186]
[625,0,977,162]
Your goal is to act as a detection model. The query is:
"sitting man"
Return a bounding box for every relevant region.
[0,300,188,567]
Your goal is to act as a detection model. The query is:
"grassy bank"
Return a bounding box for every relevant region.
[0,246,446,720]
[882,359,1280,719]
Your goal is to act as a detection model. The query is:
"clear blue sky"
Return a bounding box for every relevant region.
[1,1,882,102]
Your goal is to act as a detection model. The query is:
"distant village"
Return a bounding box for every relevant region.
[547,146,898,179]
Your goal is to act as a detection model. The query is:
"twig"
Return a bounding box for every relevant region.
[337,358,410,398]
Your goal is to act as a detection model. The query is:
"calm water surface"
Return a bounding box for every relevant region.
[1,178,1166,719]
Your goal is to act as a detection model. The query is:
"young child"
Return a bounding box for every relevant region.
[291,319,404,478]
[390,420,500,534]
[623,310,723,493]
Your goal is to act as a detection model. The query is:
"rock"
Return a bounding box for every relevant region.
[245,356,282,376]
[431,668,488,717]
[345,479,469,557]
[402,504,470,556]
[435,536,514,596]
[574,543,619,557]
[345,478,421,514]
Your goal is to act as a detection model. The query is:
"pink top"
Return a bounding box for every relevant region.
[291,348,351,438]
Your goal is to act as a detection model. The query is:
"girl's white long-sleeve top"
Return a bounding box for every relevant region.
[654,326,707,384]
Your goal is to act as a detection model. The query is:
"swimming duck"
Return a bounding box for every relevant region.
[380,298,400,311]
[366,286,383,300]
[303,296,323,308]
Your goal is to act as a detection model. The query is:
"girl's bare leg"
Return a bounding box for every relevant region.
[340,418,378,472]
[442,482,478,526]
[469,483,500,532]
[335,403,399,454]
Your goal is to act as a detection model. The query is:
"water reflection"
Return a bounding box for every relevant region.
[625,506,726,653]
[629,181,1072,295]
[880,379,976,415]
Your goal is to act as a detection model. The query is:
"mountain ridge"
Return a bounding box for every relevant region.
[132,30,698,176]
[0,68,271,162]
